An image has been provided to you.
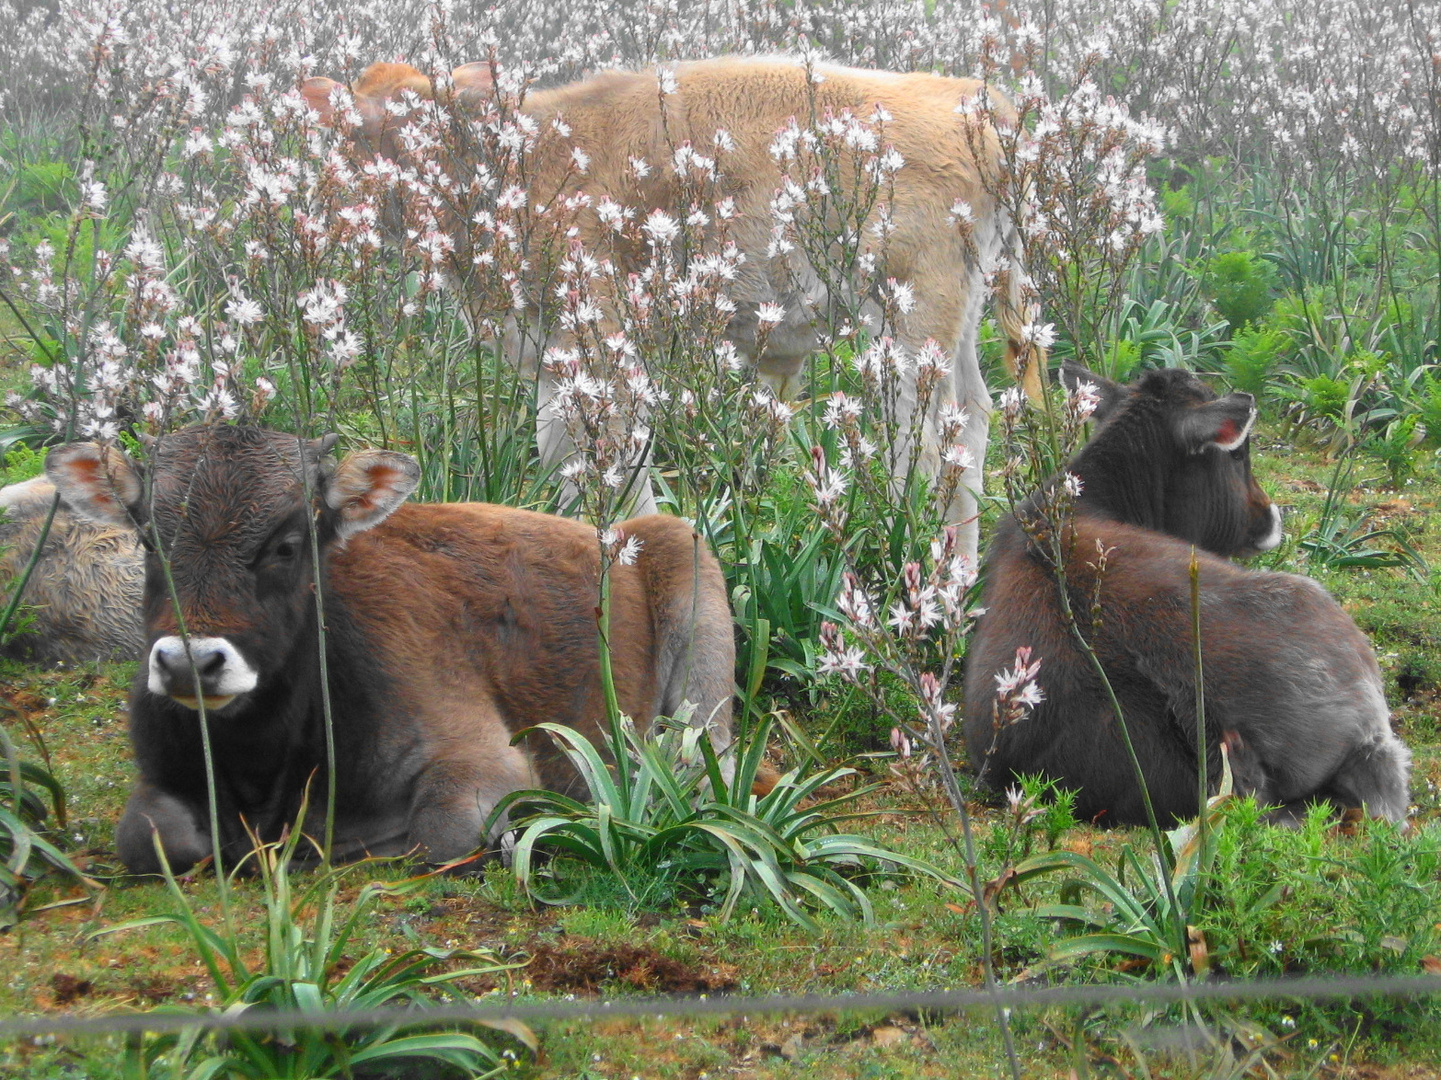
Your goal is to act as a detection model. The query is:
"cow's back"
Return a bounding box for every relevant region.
[513,60,1000,262]
[334,503,655,705]
[964,510,1399,825]
[326,502,727,790]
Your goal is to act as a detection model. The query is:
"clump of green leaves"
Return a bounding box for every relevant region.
[1280,373,1353,427]
[1100,337,1143,382]
[494,709,950,929]
[1411,373,1441,448]
[0,724,96,930]
[1300,455,1427,575]
[1013,774,1440,1000]
[1012,753,1246,982]
[1364,414,1424,487]
[1193,802,1441,982]
[981,774,1080,873]
[2,150,74,218]
[1222,326,1287,399]
[95,824,528,1078]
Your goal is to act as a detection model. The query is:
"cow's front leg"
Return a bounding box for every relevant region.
[407,747,540,867]
[115,781,212,875]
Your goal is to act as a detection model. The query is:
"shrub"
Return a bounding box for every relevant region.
[1413,372,1441,448]
[1363,414,1423,487]
[1281,374,1351,424]
[1202,249,1279,331]
[1222,325,1287,399]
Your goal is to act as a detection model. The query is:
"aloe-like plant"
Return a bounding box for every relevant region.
[1300,456,1427,576]
[492,709,952,929]
[94,822,529,1078]
[1011,749,1244,980]
[0,722,97,929]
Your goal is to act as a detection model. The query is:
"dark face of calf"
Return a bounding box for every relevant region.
[46,426,418,716]
[1061,364,1282,556]
[136,428,333,710]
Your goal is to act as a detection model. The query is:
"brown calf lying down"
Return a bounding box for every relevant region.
[47,426,735,872]
[964,365,1409,827]
[301,57,1044,558]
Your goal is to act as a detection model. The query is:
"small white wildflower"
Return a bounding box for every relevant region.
[1022,321,1057,350]
[642,209,679,243]
[81,180,108,215]
[225,296,263,326]
[755,302,786,326]
[998,386,1026,421]
[615,536,644,565]
[886,279,916,315]
[1068,380,1100,421]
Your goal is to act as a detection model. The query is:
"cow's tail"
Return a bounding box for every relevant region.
[994,218,1046,404]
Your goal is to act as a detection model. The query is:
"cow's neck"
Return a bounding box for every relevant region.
[1068,438,1169,531]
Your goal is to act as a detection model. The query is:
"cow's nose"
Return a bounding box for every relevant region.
[1254,503,1284,552]
[148,635,259,706]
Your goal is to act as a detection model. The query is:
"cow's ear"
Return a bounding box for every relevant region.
[300,77,346,122]
[301,75,392,131]
[45,443,143,527]
[1060,361,1128,425]
[324,449,421,539]
[0,475,58,516]
[1177,393,1257,453]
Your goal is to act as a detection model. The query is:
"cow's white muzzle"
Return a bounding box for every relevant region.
[1254,503,1284,553]
[148,635,259,711]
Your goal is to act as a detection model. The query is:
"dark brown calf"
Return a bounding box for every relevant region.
[46,426,734,873]
[963,365,1409,827]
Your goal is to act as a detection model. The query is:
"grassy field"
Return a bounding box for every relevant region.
[3,0,1441,1073]
[2,418,1440,1079]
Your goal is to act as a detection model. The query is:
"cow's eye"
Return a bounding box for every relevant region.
[270,535,304,562]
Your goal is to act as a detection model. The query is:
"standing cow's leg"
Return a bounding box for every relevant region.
[115,781,212,875]
[901,209,1043,564]
[884,281,987,563]
[627,515,736,748]
[535,372,579,511]
[947,283,993,565]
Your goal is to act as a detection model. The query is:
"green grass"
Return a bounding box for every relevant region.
[2,424,1440,1078]
[0,302,32,409]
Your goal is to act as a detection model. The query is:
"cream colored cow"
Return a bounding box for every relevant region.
[303,57,1044,559]
[0,476,144,664]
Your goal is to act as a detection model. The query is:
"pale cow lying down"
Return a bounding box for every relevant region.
[0,475,144,664]
[302,57,1045,560]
